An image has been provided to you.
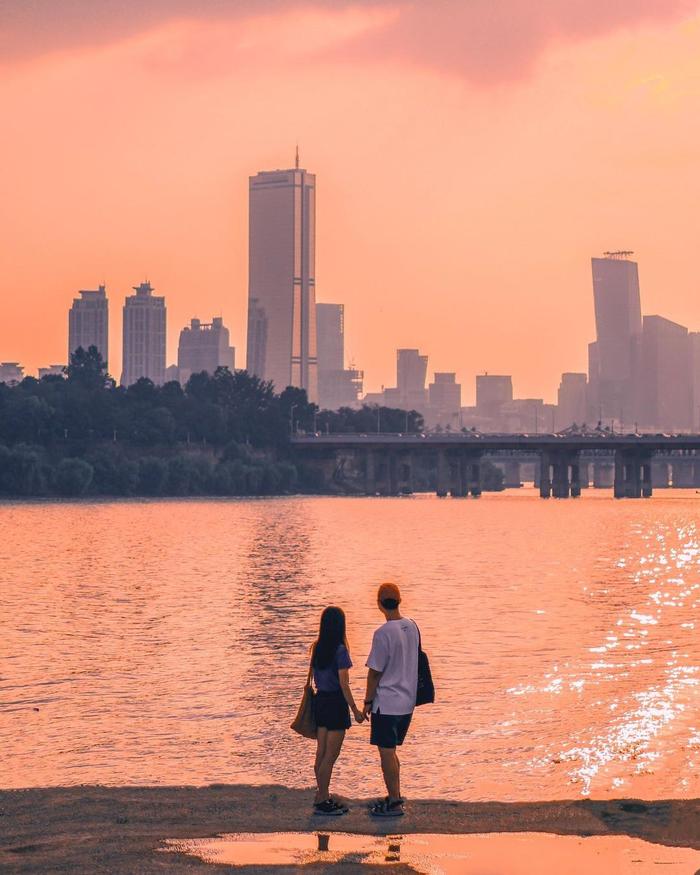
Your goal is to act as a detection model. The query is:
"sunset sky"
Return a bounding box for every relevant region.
[2,0,700,401]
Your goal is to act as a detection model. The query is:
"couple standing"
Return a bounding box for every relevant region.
[308,582,424,818]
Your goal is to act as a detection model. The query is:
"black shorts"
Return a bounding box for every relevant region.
[315,690,351,731]
[370,710,413,748]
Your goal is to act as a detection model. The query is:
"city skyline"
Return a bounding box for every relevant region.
[2,2,700,399]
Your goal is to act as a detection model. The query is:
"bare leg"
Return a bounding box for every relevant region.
[379,747,401,800]
[316,730,345,801]
[314,729,328,803]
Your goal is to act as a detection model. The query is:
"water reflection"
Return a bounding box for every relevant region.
[2,492,700,800]
[163,830,700,873]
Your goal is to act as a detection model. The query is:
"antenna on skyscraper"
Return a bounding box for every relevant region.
[295,144,299,169]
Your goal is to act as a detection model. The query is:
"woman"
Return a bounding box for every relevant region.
[311,606,364,815]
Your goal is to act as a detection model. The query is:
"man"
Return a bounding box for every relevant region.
[362,582,419,817]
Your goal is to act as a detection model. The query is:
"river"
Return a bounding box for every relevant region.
[2,490,700,801]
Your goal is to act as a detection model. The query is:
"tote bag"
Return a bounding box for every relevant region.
[414,622,435,707]
[291,654,317,739]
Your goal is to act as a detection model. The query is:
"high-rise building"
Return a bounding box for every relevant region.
[396,349,428,411]
[316,303,362,409]
[589,253,642,422]
[121,282,166,387]
[428,373,462,426]
[177,317,235,385]
[68,285,109,366]
[246,159,317,401]
[317,304,344,372]
[640,315,690,431]
[690,332,700,431]
[476,374,513,417]
[556,373,588,430]
[0,362,24,384]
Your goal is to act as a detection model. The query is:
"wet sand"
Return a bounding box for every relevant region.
[1,784,700,873]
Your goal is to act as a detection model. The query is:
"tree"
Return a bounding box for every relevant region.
[54,458,94,496]
[65,346,113,390]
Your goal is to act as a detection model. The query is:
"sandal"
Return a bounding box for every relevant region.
[314,799,347,816]
[369,798,405,818]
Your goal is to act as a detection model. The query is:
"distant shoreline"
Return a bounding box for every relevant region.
[1,784,699,873]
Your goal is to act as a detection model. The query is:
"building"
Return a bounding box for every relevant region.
[246,157,318,401]
[556,373,587,431]
[316,302,362,409]
[476,374,513,418]
[68,285,109,366]
[38,364,65,379]
[177,317,235,385]
[317,303,344,373]
[165,364,180,384]
[428,373,462,426]
[640,315,690,431]
[121,282,166,386]
[395,349,428,411]
[0,362,23,384]
[690,332,700,432]
[589,252,642,423]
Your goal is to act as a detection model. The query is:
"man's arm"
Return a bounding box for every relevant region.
[363,668,382,718]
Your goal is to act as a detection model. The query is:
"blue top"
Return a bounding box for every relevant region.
[313,644,353,694]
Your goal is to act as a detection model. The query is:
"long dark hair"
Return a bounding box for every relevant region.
[312,606,348,670]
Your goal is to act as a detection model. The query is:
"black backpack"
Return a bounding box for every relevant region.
[413,621,435,706]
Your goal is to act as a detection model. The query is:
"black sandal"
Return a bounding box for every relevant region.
[314,799,346,816]
[369,798,405,817]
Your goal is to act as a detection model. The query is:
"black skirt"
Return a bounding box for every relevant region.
[315,690,351,731]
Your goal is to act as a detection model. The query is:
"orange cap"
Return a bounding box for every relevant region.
[377,582,401,603]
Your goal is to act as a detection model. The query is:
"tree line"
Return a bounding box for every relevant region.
[0,347,442,498]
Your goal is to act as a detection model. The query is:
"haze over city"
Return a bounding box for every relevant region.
[3,0,700,401]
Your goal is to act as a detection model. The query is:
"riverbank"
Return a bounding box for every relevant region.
[1,785,699,873]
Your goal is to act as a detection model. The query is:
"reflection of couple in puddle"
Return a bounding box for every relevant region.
[295,581,433,818]
[315,832,403,863]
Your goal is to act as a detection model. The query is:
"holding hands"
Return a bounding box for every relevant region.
[352,705,366,724]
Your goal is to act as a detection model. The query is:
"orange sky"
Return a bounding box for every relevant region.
[2,1,700,402]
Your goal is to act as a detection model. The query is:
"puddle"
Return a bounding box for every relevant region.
[163,831,700,873]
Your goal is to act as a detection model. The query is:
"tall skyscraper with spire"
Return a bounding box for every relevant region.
[246,154,318,402]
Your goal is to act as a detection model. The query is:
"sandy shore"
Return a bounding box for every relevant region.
[1,784,699,873]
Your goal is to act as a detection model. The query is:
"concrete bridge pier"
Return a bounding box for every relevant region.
[503,460,522,488]
[436,449,449,497]
[614,450,652,498]
[539,454,552,498]
[652,461,669,488]
[570,459,582,497]
[399,453,413,495]
[365,450,376,496]
[578,461,589,489]
[551,455,571,498]
[467,456,482,497]
[592,461,614,489]
[672,459,695,489]
[694,461,700,488]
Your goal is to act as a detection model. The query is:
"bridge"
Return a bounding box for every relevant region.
[290,433,700,498]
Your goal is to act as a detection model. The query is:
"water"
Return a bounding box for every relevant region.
[2,490,700,801]
[163,832,700,873]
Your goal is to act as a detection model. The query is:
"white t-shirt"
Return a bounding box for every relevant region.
[366,617,419,716]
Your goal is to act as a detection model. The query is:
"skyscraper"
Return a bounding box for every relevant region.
[177,317,235,384]
[556,372,587,430]
[640,315,690,431]
[428,372,462,426]
[68,285,109,366]
[315,302,362,409]
[396,349,428,411]
[589,252,642,422]
[121,282,166,386]
[246,159,317,401]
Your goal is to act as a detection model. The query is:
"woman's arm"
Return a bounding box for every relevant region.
[338,668,364,723]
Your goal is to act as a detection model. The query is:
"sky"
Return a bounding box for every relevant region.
[2,0,700,402]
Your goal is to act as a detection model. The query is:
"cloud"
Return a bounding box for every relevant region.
[1,0,697,83]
